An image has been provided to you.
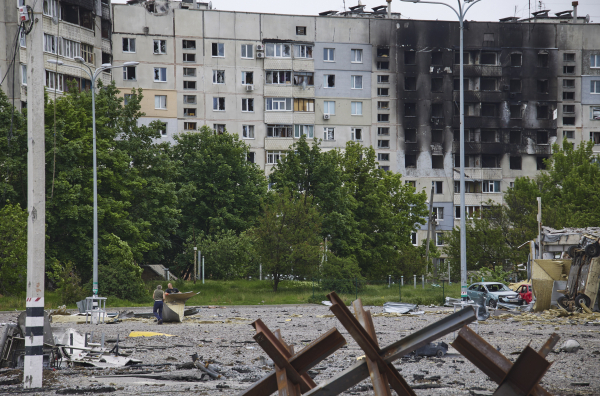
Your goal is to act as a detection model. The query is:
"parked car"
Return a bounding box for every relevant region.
[515,284,533,305]
[467,282,520,308]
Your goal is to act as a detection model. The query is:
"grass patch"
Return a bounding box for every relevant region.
[0,280,461,311]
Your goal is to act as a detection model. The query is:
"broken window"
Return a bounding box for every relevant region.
[510,156,522,170]
[377,140,390,148]
[378,127,390,136]
[481,155,498,168]
[431,51,443,65]
[510,79,521,93]
[183,81,196,90]
[295,45,313,59]
[405,76,416,91]
[537,156,548,170]
[481,130,498,143]
[153,67,167,82]
[183,53,196,62]
[377,61,390,70]
[510,105,522,119]
[377,47,390,58]
[483,33,494,44]
[537,130,549,144]
[378,153,389,161]
[123,66,136,80]
[537,80,549,94]
[184,121,197,131]
[481,103,497,117]
[296,26,306,35]
[480,78,497,91]
[212,70,225,84]
[183,95,196,104]
[405,103,416,117]
[325,127,336,141]
[101,19,111,39]
[183,40,196,50]
[324,74,335,88]
[266,71,292,85]
[123,38,135,53]
[591,107,600,120]
[537,105,549,119]
[563,79,575,88]
[563,65,575,74]
[431,78,443,92]
[432,130,443,144]
[242,71,254,85]
[242,126,254,139]
[405,154,417,168]
[102,52,111,65]
[352,128,363,141]
[293,72,313,86]
[510,130,521,144]
[61,4,79,25]
[432,155,444,169]
[433,181,443,194]
[154,40,167,54]
[563,91,575,100]
[377,101,390,110]
[378,75,389,84]
[377,113,389,122]
[563,130,574,139]
[511,53,522,66]
[212,43,224,57]
[454,51,470,65]
[80,9,93,29]
[405,129,416,142]
[214,124,226,134]
[563,117,575,125]
[480,52,497,65]
[454,78,468,91]
[563,105,575,114]
[431,104,444,118]
[591,132,600,145]
[563,53,575,62]
[184,108,196,117]
[213,97,226,111]
[537,53,549,68]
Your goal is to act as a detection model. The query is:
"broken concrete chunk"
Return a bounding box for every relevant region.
[560,339,580,353]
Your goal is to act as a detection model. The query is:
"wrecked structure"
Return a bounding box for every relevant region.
[108,0,600,266]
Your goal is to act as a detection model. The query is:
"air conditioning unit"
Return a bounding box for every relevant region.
[323,114,330,120]
[245,84,254,92]
[256,44,265,51]
[256,52,265,59]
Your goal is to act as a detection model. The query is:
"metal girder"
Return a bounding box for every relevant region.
[238,321,346,396]
[302,293,477,396]
[452,326,555,396]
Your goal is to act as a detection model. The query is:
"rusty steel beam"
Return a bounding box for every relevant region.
[451,326,553,396]
[303,306,477,396]
[274,330,301,396]
[537,333,560,358]
[493,346,551,396]
[238,325,346,396]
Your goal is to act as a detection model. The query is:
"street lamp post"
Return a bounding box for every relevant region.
[399,0,482,301]
[48,59,139,298]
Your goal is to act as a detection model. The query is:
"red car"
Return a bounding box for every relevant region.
[515,284,532,305]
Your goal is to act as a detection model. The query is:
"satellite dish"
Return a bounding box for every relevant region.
[208,1,213,9]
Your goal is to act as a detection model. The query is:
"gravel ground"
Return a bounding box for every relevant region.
[1,304,600,395]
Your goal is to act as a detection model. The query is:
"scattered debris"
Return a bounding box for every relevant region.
[413,342,448,358]
[383,302,419,314]
[128,331,176,338]
[560,339,580,353]
[56,386,117,394]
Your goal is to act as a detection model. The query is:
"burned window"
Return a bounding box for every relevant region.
[454,78,468,91]
[431,51,443,65]
[377,140,390,148]
[480,52,497,65]
[102,52,111,65]
[563,117,575,126]
[563,105,575,114]
[481,130,498,143]
[537,53,549,68]
[377,47,390,58]
[432,155,444,169]
[481,155,498,168]
[537,156,548,170]
[80,9,93,30]
[510,105,522,119]
[432,129,443,143]
[563,91,575,100]
[101,19,111,39]
[454,51,470,65]
[510,156,522,170]
[510,79,521,93]
[563,65,575,74]
[324,74,335,88]
[537,130,549,144]
[405,154,417,168]
[405,103,416,117]
[405,128,416,143]
[61,4,79,24]
[563,79,575,89]
[481,103,497,117]
[537,105,549,119]
[431,103,444,118]
[378,127,390,136]
[511,53,522,66]
[537,80,549,94]
[377,114,389,122]
[481,78,497,91]
[404,51,416,65]
[247,152,255,163]
[563,53,575,62]
[405,76,416,91]
[431,78,443,92]
[510,130,521,144]
[296,26,306,35]
[483,33,494,45]
[377,61,389,70]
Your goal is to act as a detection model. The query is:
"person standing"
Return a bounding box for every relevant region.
[153,285,164,325]
[165,283,180,295]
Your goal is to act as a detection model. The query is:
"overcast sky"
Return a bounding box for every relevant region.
[112,0,599,22]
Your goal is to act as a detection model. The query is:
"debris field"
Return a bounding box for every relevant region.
[1,304,600,395]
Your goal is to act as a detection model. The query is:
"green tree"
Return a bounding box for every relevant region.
[0,203,27,296]
[0,89,27,208]
[252,191,323,291]
[47,260,86,305]
[170,126,268,271]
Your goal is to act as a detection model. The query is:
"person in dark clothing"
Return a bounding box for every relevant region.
[165,283,180,295]
[153,285,164,324]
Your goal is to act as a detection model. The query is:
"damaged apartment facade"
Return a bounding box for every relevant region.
[0,0,112,108]
[110,1,599,265]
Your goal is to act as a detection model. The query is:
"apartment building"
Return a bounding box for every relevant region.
[0,0,112,109]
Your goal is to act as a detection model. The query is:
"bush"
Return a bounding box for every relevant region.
[320,255,365,294]
[0,203,27,296]
[47,260,87,305]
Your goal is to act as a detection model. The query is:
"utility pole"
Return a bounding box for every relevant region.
[24,0,45,389]
[193,247,197,284]
[425,186,434,275]
[537,197,542,259]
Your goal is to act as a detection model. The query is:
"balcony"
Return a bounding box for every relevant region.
[453,65,502,77]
